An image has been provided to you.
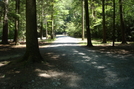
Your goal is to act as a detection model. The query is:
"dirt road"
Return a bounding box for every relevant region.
[39,35,134,89]
[0,35,134,89]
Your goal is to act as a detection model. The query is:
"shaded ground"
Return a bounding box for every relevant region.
[0,35,134,89]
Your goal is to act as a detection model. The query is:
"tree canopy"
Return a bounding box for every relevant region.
[0,0,134,62]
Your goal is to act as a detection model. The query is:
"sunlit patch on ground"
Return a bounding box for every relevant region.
[0,61,10,67]
[36,68,82,88]
[0,35,134,89]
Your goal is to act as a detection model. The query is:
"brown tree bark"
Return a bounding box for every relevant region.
[102,0,107,43]
[84,0,93,47]
[39,0,44,40]
[13,0,20,45]
[40,21,43,40]
[51,0,55,39]
[112,0,116,46]
[22,0,43,63]
[119,0,127,44]
[1,0,9,44]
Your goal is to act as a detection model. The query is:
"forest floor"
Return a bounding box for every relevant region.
[0,35,134,89]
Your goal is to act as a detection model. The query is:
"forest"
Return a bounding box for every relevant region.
[0,0,134,62]
[0,0,134,88]
[0,0,134,45]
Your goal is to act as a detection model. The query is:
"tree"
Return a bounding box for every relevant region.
[119,0,127,44]
[112,0,115,46]
[82,0,85,40]
[40,1,44,40]
[22,0,43,63]
[37,0,44,40]
[1,0,9,44]
[84,0,93,47]
[13,0,20,44]
[102,0,106,43]
[51,0,55,39]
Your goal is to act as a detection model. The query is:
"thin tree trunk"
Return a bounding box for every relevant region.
[2,0,8,44]
[14,0,20,45]
[51,15,54,39]
[40,21,43,40]
[82,0,85,40]
[84,0,93,47]
[102,0,107,43]
[112,0,116,47]
[0,6,2,21]
[40,1,44,40]
[119,0,127,44]
[46,22,48,39]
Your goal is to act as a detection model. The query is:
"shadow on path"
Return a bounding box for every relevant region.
[0,35,134,89]
[40,36,134,89]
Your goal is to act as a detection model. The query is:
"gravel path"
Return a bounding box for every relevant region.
[39,35,134,89]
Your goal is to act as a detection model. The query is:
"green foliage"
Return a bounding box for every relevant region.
[8,12,20,20]
[0,0,134,41]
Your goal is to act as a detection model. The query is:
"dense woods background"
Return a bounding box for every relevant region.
[0,0,134,44]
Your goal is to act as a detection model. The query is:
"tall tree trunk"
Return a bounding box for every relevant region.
[1,0,8,44]
[40,1,44,40]
[82,0,85,40]
[51,14,54,39]
[119,0,127,44]
[22,0,43,63]
[14,0,20,45]
[51,1,55,39]
[84,0,93,47]
[40,21,43,40]
[112,0,116,46]
[46,22,48,39]
[102,0,106,43]
[0,6,2,21]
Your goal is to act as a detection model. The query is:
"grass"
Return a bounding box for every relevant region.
[41,38,55,43]
[79,38,125,46]
[80,40,134,46]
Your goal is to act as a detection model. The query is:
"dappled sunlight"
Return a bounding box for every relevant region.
[60,44,133,88]
[0,61,10,67]
[36,68,82,88]
[95,65,105,69]
[0,35,133,88]
[103,69,129,87]
[104,70,119,86]
[39,73,51,78]
[66,73,82,87]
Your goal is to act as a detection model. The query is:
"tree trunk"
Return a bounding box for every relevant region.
[102,0,107,43]
[84,0,93,47]
[46,22,48,39]
[40,1,44,40]
[119,0,127,44]
[51,1,55,40]
[51,15,54,39]
[112,0,116,46]
[0,6,2,21]
[1,0,8,44]
[13,0,20,45]
[40,21,43,40]
[22,0,43,63]
[82,0,85,40]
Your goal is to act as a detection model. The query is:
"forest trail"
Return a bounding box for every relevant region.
[0,35,134,89]
[40,35,134,89]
